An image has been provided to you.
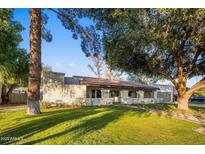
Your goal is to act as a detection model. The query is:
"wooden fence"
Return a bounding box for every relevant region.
[9,92,27,104]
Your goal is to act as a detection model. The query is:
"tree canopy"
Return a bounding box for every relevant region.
[87,9,205,80]
[0,48,29,88]
[0,9,24,71]
[0,9,28,88]
[0,9,29,104]
[84,8,205,110]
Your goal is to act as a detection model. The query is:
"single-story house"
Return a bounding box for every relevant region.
[42,71,174,106]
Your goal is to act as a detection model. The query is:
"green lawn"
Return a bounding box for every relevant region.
[132,103,205,115]
[0,106,205,145]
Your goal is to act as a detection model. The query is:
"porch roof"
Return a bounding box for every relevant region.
[73,76,159,91]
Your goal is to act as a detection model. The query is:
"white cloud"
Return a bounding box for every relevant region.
[68,62,75,67]
[54,63,63,68]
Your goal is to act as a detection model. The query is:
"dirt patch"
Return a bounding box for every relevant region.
[0,104,26,111]
[195,127,205,135]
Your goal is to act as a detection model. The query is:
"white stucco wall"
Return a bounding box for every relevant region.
[87,98,114,106]
[121,98,156,104]
[42,82,87,106]
[42,71,88,106]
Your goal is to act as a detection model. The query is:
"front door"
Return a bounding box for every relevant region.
[111,90,120,103]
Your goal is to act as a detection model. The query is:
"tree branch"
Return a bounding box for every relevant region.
[187,59,205,77]
[87,64,98,77]
[48,8,93,41]
[145,61,177,87]
[155,69,177,87]
[186,77,205,97]
[193,47,202,64]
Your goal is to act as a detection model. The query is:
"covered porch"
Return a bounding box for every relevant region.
[86,86,158,106]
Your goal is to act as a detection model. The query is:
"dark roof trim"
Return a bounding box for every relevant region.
[73,76,159,91]
[86,84,157,91]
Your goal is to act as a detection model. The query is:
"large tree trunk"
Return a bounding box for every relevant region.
[27,8,42,115]
[6,85,15,104]
[1,85,8,104]
[177,84,189,111]
[177,95,189,111]
[176,60,190,110]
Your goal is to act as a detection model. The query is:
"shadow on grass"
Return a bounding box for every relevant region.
[25,107,152,145]
[0,107,103,144]
[133,103,205,127]
[0,106,151,145]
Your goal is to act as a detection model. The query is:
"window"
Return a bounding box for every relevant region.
[129,91,138,98]
[157,92,171,101]
[144,91,154,98]
[110,90,119,97]
[128,91,132,97]
[90,89,102,98]
[96,90,102,98]
[157,92,164,98]
[91,90,95,98]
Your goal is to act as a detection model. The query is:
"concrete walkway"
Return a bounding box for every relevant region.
[189,103,205,108]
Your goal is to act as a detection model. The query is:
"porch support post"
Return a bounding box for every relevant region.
[154,91,158,103]
[170,88,174,103]
[138,91,144,99]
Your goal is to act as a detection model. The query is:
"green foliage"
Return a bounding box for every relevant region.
[0,49,29,88]
[86,9,205,84]
[0,9,24,63]
[55,9,118,78]
[127,73,159,84]
[0,106,205,144]
[196,88,205,96]
[0,9,29,88]
[53,9,103,58]
[0,9,12,30]
[41,11,53,42]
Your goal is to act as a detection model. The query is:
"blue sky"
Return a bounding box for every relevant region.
[13,8,201,87]
[14,8,95,77]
